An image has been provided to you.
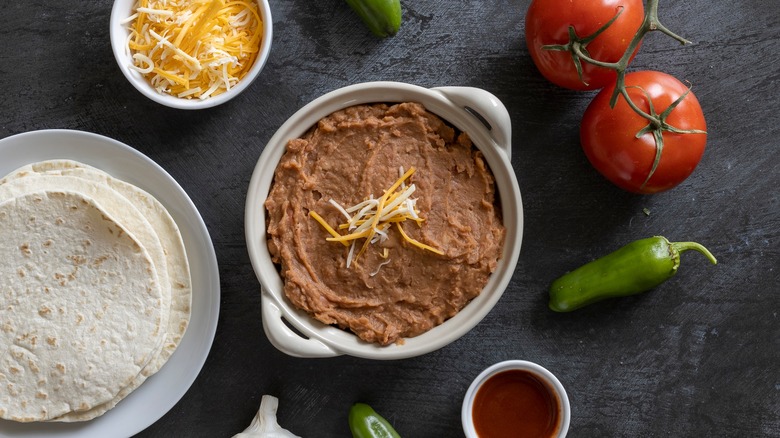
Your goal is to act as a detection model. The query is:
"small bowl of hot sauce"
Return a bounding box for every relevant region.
[462,360,571,438]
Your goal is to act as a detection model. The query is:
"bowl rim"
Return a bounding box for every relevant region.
[109,0,273,110]
[245,81,524,359]
[461,360,571,438]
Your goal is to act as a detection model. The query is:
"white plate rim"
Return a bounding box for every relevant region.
[0,129,220,437]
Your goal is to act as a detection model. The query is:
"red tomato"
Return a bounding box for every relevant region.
[580,71,707,194]
[525,0,644,90]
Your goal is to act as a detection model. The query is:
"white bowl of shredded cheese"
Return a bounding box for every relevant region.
[245,81,524,360]
[110,0,272,109]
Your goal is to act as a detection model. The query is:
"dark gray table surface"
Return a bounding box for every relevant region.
[1,1,778,437]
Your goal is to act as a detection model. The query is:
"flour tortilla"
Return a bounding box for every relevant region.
[0,191,165,422]
[0,175,172,351]
[1,160,192,422]
[0,160,88,185]
[3,161,191,371]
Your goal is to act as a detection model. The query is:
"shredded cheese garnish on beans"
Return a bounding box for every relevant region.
[309,167,444,269]
[124,0,263,99]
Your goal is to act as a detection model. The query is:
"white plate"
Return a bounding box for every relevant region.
[0,130,220,437]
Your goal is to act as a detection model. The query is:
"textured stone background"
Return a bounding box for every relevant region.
[0,0,777,436]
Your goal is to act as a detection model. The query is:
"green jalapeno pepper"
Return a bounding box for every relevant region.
[345,0,402,37]
[549,236,717,312]
[349,403,402,438]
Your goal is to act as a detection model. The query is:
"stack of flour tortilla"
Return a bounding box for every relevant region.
[0,160,191,422]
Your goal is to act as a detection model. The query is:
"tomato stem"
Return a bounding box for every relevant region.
[628,84,706,189]
[602,0,690,108]
[551,0,692,106]
[542,8,626,86]
[646,0,691,45]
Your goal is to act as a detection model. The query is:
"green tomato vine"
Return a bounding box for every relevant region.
[541,0,706,189]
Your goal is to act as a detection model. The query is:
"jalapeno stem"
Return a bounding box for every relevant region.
[670,241,718,265]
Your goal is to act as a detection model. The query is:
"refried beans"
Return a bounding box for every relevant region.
[265,102,505,346]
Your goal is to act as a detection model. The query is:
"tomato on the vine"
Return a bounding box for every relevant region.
[525,0,645,90]
[580,70,707,194]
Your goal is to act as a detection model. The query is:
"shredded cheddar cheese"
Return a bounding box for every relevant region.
[309,167,444,269]
[124,0,263,99]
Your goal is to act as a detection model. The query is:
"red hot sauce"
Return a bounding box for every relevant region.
[472,369,561,438]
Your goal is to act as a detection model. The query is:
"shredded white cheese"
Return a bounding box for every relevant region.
[309,167,444,269]
[369,258,392,277]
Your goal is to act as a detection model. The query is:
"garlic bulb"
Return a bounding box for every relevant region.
[232,395,301,438]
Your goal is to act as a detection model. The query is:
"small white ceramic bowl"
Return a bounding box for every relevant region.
[245,81,523,360]
[462,360,571,438]
[109,0,273,109]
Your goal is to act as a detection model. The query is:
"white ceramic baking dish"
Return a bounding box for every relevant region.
[245,81,523,359]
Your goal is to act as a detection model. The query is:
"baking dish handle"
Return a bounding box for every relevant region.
[261,288,340,358]
[432,86,512,161]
